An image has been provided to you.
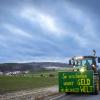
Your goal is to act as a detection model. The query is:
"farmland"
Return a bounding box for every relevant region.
[0,71,58,94]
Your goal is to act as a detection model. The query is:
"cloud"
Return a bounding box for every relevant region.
[2,23,32,38]
[20,7,64,37]
[0,35,8,48]
[61,2,98,48]
[0,0,100,63]
[0,56,69,63]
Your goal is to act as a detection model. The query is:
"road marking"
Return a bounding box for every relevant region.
[50,94,65,100]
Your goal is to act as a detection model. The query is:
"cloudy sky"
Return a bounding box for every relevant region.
[0,0,100,63]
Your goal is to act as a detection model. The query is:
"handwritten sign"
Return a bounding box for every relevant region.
[59,71,93,93]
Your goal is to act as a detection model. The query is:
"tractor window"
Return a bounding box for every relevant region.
[76,58,93,67]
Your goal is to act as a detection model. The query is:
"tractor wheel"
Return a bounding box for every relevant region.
[94,80,99,95]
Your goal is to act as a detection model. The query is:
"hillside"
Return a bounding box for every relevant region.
[0,62,71,72]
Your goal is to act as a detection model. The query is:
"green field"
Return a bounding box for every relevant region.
[0,71,58,94]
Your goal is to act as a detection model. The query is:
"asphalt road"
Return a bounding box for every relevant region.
[51,92,100,100]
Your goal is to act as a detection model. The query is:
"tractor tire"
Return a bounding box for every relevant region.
[94,80,99,95]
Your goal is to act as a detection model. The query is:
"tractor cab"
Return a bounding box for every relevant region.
[69,56,100,73]
[73,56,96,72]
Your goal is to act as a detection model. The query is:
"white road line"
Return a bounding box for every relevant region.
[49,94,65,100]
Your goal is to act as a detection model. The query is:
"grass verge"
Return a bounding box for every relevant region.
[0,72,58,94]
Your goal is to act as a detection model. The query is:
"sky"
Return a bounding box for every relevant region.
[0,0,100,63]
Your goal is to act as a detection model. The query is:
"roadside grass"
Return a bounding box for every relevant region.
[0,71,58,94]
[0,68,72,94]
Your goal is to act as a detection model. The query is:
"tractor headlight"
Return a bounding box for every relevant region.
[79,67,86,73]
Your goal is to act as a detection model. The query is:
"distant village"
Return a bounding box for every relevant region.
[0,70,29,76]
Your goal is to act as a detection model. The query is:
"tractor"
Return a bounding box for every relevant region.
[59,50,100,94]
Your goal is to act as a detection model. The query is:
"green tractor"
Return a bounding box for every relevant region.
[59,50,100,94]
